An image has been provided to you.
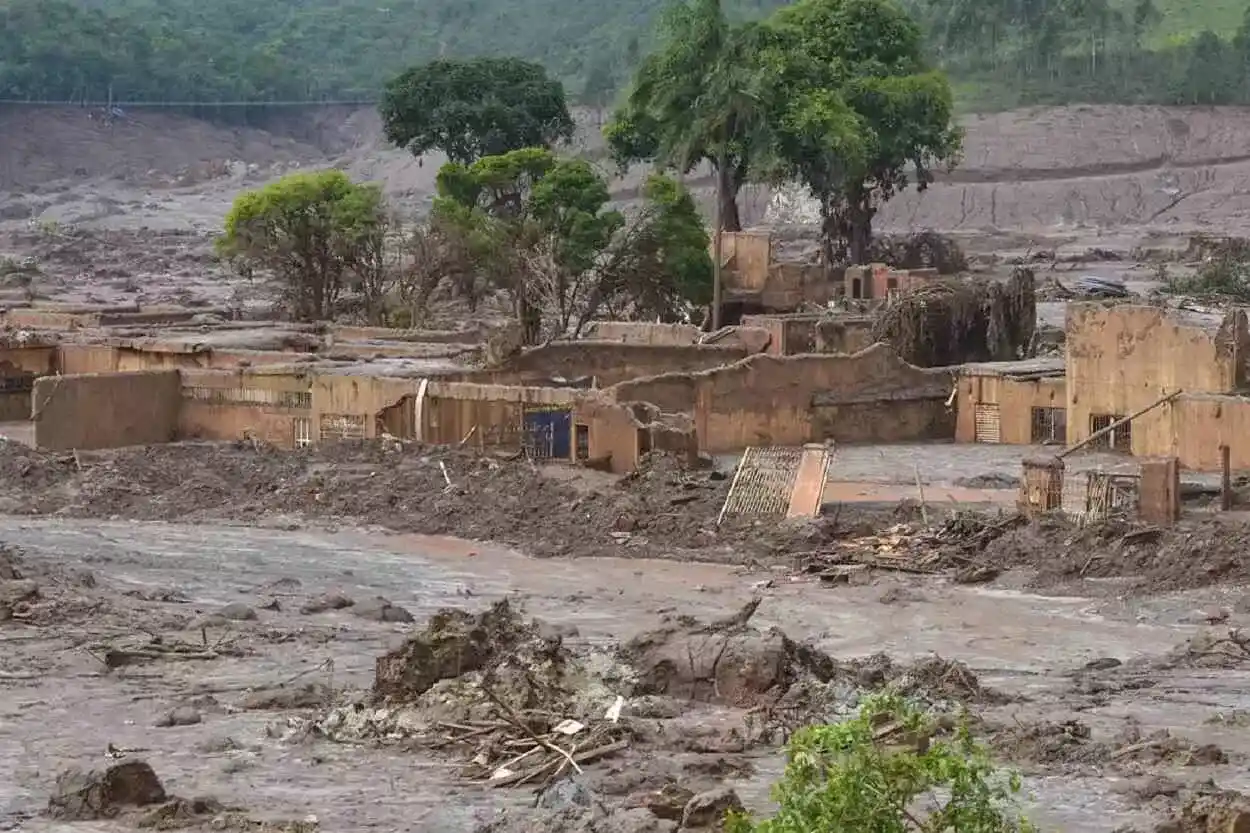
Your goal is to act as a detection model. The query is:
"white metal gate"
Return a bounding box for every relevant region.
[718,446,805,524]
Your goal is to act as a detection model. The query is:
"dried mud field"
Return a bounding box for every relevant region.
[4,442,1250,832]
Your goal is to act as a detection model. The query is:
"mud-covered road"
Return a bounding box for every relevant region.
[3,517,1250,832]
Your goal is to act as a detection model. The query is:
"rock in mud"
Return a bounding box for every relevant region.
[219,602,258,621]
[626,783,694,822]
[1156,788,1250,833]
[299,592,354,614]
[237,682,331,711]
[0,545,22,580]
[47,760,167,820]
[681,787,744,829]
[476,805,675,833]
[373,598,561,702]
[537,777,598,812]
[156,706,203,727]
[619,602,834,708]
[353,596,415,623]
[0,578,39,606]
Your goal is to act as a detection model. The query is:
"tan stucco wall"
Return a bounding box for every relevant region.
[460,343,751,388]
[609,344,954,453]
[33,370,180,450]
[955,374,1067,444]
[1066,304,1249,455]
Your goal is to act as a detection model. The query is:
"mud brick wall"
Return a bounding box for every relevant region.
[955,374,1067,444]
[459,343,751,388]
[33,370,180,450]
[1163,394,1250,471]
[1066,304,1250,456]
[585,322,704,345]
[606,344,954,453]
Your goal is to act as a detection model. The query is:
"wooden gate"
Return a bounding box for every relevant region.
[974,404,1001,444]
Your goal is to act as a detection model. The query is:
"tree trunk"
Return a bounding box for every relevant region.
[715,163,742,233]
[846,195,876,266]
[517,292,541,345]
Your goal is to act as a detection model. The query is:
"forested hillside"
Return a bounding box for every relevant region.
[2,0,1250,109]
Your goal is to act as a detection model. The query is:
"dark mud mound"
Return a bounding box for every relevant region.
[374,598,563,703]
[1158,630,1250,670]
[620,600,835,709]
[849,653,1010,705]
[870,267,1034,367]
[0,543,21,581]
[990,720,1111,770]
[1156,787,1250,833]
[977,516,1250,593]
[48,761,167,820]
[0,441,819,564]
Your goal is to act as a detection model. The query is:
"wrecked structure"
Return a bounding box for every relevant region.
[6,273,1250,480]
[960,302,1250,472]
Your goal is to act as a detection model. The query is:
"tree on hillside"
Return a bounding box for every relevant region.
[380,58,576,166]
[761,0,962,264]
[604,0,773,234]
[217,170,389,322]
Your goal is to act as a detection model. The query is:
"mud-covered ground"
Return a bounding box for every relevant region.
[5,512,1250,833]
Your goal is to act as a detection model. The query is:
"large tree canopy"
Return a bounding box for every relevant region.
[762,0,963,264]
[218,170,388,322]
[380,58,576,165]
[604,0,772,232]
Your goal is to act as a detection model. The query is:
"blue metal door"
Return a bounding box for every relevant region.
[523,408,572,459]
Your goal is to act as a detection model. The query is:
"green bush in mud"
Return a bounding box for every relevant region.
[726,693,1034,833]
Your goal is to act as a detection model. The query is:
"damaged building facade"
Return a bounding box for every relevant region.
[5,254,1250,478]
[958,302,1250,472]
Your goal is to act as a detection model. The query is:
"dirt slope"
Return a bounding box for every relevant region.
[6,103,1250,237]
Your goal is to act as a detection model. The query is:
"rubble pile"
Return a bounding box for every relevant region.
[321,599,634,788]
[866,231,968,275]
[619,600,835,710]
[796,512,1024,584]
[870,267,1035,367]
[0,542,109,626]
[1158,630,1250,670]
[1154,786,1250,833]
[45,759,314,831]
[989,720,1111,770]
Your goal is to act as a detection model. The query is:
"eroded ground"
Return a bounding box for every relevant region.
[4,517,1250,832]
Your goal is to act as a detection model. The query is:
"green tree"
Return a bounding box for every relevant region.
[726,694,1034,833]
[217,170,388,322]
[432,148,623,341]
[605,0,771,233]
[380,58,576,166]
[599,174,716,320]
[763,0,962,264]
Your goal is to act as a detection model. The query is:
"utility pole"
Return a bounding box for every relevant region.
[711,157,724,330]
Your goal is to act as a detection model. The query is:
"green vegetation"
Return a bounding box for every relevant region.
[222,157,712,336]
[8,0,1250,109]
[0,0,785,103]
[726,694,1034,833]
[431,148,713,341]
[609,0,961,263]
[218,170,389,322]
[380,59,575,166]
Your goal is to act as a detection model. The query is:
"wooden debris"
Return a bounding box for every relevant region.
[797,512,1025,582]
